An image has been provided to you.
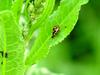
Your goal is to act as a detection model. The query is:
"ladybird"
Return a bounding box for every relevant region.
[52,25,60,38]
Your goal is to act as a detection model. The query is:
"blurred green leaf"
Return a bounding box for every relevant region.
[26,0,55,41]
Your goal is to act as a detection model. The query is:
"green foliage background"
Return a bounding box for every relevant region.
[28,0,100,75]
[0,0,99,75]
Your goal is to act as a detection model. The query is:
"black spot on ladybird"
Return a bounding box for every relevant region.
[52,25,60,38]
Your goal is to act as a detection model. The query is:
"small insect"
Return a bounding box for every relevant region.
[0,51,8,58]
[52,25,60,38]
[0,51,8,64]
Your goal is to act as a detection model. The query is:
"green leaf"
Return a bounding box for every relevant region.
[0,10,24,75]
[11,0,24,21]
[0,0,12,11]
[25,0,89,65]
